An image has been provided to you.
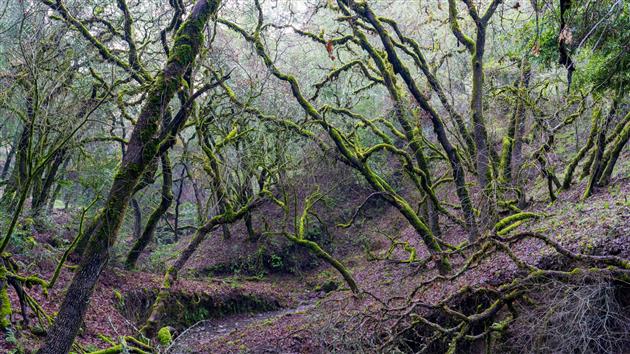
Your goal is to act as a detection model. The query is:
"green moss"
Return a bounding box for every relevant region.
[0,286,11,329]
[84,345,123,354]
[169,44,194,64]
[113,289,124,307]
[0,267,11,329]
[497,219,525,235]
[494,212,540,232]
[163,267,174,289]
[499,136,513,184]
[157,326,172,346]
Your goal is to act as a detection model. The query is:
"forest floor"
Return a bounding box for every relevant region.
[1,175,629,353]
[164,178,629,354]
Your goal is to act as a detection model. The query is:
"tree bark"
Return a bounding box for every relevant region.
[1,136,17,180]
[31,149,67,216]
[141,199,261,337]
[506,59,531,185]
[344,0,478,240]
[1,124,30,207]
[126,153,174,269]
[37,1,219,352]
[131,198,142,240]
[597,112,629,186]
[583,102,616,199]
[562,107,601,189]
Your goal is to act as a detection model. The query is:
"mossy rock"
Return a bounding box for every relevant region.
[157,326,172,346]
[315,279,339,293]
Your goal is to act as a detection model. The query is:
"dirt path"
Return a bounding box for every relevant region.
[167,301,316,353]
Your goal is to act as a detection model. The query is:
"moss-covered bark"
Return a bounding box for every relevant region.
[583,100,617,199]
[0,266,12,330]
[284,191,359,293]
[341,0,478,241]
[498,136,513,185]
[31,149,67,216]
[502,58,531,186]
[125,153,174,269]
[289,234,359,293]
[343,13,443,239]
[444,0,502,223]
[141,199,261,337]
[561,107,601,189]
[0,122,30,208]
[37,1,220,352]
[598,112,630,186]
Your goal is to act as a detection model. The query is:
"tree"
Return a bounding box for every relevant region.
[37,0,220,352]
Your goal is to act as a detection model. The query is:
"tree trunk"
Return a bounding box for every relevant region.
[126,153,174,269]
[583,102,615,199]
[1,124,29,207]
[141,200,260,337]
[508,59,531,185]
[173,165,186,241]
[597,112,630,186]
[1,136,16,180]
[562,107,601,189]
[346,1,478,240]
[37,1,218,352]
[245,211,257,241]
[131,198,142,240]
[31,149,67,216]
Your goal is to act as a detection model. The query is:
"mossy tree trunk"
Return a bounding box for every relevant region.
[583,99,617,198]
[343,11,443,240]
[125,152,174,269]
[36,1,219,352]
[561,106,601,189]
[1,122,30,207]
[198,119,233,240]
[598,111,630,186]
[0,133,17,180]
[503,58,531,185]
[131,198,142,240]
[31,148,67,216]
[446,0,503,225]
[342,0,478,241]
[141,199,262,337]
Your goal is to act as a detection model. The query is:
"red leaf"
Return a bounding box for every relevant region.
[326,41,335,61]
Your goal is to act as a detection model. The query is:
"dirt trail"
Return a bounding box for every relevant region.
[168,302,316,353]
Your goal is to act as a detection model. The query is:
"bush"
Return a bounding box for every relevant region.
[502,276,630,354]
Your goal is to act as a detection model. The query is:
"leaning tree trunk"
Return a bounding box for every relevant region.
[125,153,174,269]
[31,149,67,216]
[561,106,601,189]
[141,201,259,337]
[345,0,478,240]
[0,135,17,180]
[130,198,143,241]
[583,101,616,199]
[37,2,219,352]
[597,112,630,186]
[1,123,30,207]
[172,165,187,241]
